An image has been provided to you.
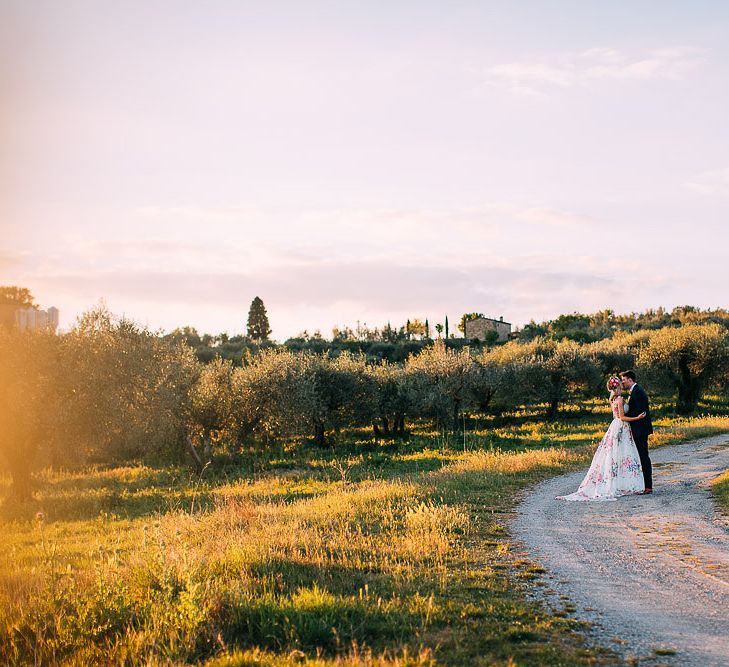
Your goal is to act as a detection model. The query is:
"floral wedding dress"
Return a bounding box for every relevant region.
[556,399,644,501]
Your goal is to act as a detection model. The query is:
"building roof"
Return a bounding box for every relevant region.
[468,316,512,326]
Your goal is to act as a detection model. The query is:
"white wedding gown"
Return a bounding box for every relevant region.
[557,399,644,501]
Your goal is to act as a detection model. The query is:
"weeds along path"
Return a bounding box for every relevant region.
[511,433,729,667]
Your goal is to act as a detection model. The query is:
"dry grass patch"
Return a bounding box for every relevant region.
[711,469,729,514]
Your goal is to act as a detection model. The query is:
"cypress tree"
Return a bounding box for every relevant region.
[247,296,272,342]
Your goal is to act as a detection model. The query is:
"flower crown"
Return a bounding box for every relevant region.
[607,376,621,391]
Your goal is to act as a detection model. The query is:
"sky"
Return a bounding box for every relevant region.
[2,1,729,340]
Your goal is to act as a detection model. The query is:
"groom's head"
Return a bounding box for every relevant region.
[620,370,637,390]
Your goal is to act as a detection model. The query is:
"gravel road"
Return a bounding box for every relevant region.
[511,433,729,666]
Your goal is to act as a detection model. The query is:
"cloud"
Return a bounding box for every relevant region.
[30,256,615,318]
[136,205,259,221]
[482,47,703,95]
[132,201,594,242]
[24,245,683,339]
[480,203,596,228]
[685,168,729,196]
[8,200,615,336]
[0,251,25,270]
[86,239,206,258]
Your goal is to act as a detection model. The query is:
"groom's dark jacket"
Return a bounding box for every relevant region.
[627,384,653,440]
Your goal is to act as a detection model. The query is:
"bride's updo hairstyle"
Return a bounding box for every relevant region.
[606,376,621,398]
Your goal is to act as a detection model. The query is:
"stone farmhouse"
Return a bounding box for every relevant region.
[464,316,511,343]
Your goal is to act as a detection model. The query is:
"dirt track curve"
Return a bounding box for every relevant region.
[511,433,729,666]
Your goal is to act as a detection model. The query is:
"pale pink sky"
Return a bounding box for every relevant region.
[2,1,728,340]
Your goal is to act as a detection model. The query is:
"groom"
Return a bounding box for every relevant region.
[620,370,653,493]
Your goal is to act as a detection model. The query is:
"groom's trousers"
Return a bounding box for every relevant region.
[634,435,653,489]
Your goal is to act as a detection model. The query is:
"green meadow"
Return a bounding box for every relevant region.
[2,400,728,666]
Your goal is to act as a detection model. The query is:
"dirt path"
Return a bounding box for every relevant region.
[511,433,729,666]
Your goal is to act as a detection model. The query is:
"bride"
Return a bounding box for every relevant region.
[557,376,646,501]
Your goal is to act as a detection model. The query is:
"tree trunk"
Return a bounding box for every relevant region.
[477,389,495,414]
[395,413,407,438]
[372,421,382,440]
[676,355,700,414]
[9,452,33,501]
[372,415,392,440]
[232,414,264,454]
[452,399,462,432]
[202,431,213,463]
[676,380,701,414]
[185,433,204,471]
[312,416,327,447]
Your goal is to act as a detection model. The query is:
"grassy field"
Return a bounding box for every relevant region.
[2,399,729,666]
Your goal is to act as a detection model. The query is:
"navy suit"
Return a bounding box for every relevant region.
[627,384,653,488]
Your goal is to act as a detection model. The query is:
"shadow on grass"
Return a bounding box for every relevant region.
[0,453,351,522]
[247,558,392,598]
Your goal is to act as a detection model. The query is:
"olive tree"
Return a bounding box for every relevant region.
[186,356,235,463]
[0,329,57,500]
[541,339,602,418]
[638,323,729,414]
[488,338,600,418]
[404,339,477,432]
[300,352,376,447]
[56,305,199,467]
[365,360,410,439]
[468,353,508,414]
[586,330,650,396]
[228,348,309,451]
[485,339,550,412]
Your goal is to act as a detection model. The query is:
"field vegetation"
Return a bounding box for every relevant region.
[2,300,729,664]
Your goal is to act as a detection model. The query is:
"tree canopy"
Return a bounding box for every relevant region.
[0,286,36,307]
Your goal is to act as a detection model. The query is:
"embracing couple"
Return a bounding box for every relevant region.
[557,370,653,501]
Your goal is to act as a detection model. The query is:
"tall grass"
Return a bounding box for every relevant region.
[1,401,728,665]
[711,470,729,514]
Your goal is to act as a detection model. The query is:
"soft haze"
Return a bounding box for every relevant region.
[2,1,728,340]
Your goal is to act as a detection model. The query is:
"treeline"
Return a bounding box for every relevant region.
[167,305,729,365]
[165,322,472,365]
[2,304,729,500]
[517,305,729,343]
